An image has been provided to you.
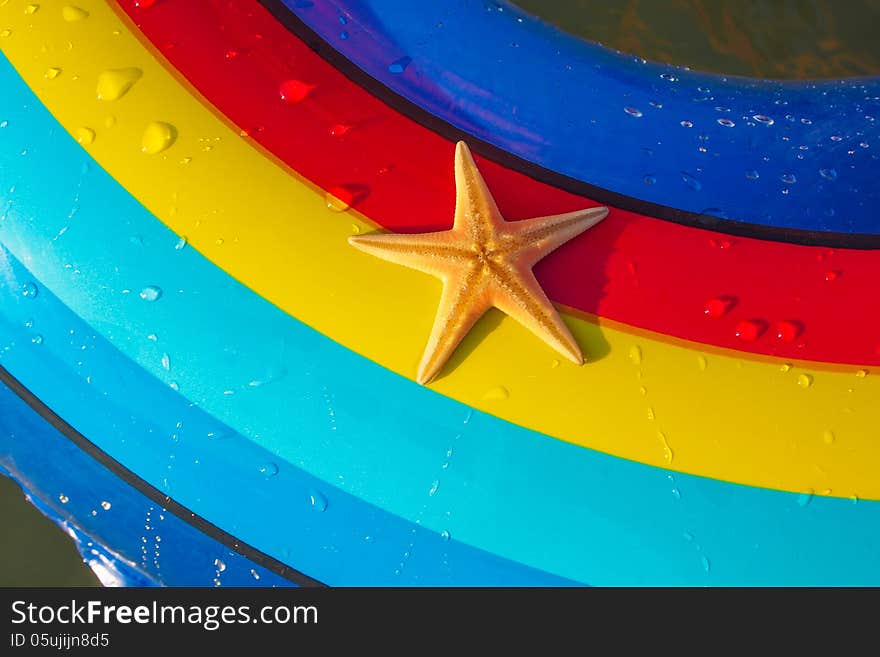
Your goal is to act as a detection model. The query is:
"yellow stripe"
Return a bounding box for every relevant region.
[2,0,878,500]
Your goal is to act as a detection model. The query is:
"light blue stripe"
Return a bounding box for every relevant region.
[283,0,880,234]
[2,53,880,584]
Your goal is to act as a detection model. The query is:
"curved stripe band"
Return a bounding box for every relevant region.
[2,1,880,585]
[0,1,877,499]
[273,0,880,235]
[115,0,880,367]
[0,376,301,587]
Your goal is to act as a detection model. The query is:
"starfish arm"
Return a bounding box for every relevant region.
[504,206,608,267]
[453,141,505,238]
[348,231,470,279]
[489,265,584,365]
[417,267,492,384]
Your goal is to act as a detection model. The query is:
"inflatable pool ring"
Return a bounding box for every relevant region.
[1,0,879,586]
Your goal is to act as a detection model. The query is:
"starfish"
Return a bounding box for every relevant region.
[349,141,608,384]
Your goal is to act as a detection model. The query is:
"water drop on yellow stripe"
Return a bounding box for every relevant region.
[797,373,813,388]
[62,5,88,21]
[0,29,12,38]
[628,345,642,365]
[482,386,509,401]
[24,4,39,14]
[74,126,94,145]
[96,67,142,101]
[45,67,61,80]
[141,121,176,154]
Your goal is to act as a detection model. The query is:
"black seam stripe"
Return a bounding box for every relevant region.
[257,0,880,250]
[0,365,325,588]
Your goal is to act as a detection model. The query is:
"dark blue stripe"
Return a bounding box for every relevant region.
[279,0,880,235]
[0,381,297,587]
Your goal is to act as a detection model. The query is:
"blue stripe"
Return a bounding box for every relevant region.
[0,382,296,587]
[281,0,880,235]
[2,53,880,584]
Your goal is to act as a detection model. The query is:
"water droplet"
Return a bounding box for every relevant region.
[58,494,69,504]
[643,174,656,185]
[819,168,838,181]
[440,529,451,541]
[0,120,7,128]
[339,30,349,40]
[482,386,509,401]
[801,117,812,124]
[681,171,702,191]
[308,490,327,512]
[830,134,843,142]
[44,67,62,80]
[701,556,711,573]
[139,285,162,301]
[141,121,176,154]
[31,334,43,345]
[780,363,792,373]
[680,120,693,128]
[824,270,840,282]
[388,56,411,74]
[735,319,766,342]
[0,29,11,38]
[279,79,314,104]
[101,501,111,510]
[797,489,814,506]
[324,184,366,211]
[213,558,226,572]
[660,72,678,82]
[258,462,279,478]
[703,296,736,318]
[174,235,187,250]
[428,480,440,496]
[628,345,642,365]
[25,4,39,14]
[96,67,143,101]
[697,355,708,370]
[797,373,813,388]
[658,432,674,462]
[74,126,95,145]
[62,6,88,21]
[160,353,170,371]
[775,320,803,343]
[823,430,835,445]
[744,169,759,180]
[855,369,868,378]
[717,118,734,127]
[780,173,797,184]
[752,114,774,125]
[624,106,643,118]
[329,123,352,137]
[21,281,38,298]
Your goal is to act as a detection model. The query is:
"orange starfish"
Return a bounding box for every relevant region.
[349,141,608,384]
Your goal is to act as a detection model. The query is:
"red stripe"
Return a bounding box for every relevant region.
[117,0,880,366]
